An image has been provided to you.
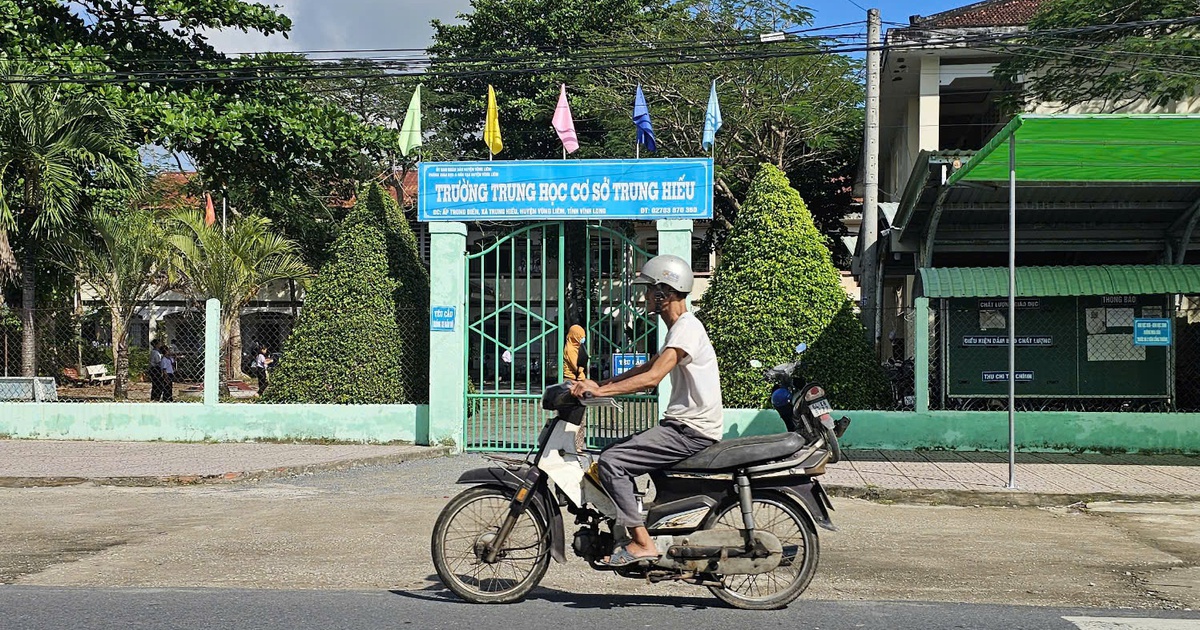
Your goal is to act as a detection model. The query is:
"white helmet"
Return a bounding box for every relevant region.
[633,254,693,294]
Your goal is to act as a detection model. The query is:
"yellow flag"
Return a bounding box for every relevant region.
[484,85,503,155]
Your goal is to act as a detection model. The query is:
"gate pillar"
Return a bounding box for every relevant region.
[426,222,468,450]
[655,219,693,414]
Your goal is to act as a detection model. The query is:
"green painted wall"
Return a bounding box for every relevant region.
[1,402,1195,452]
[723,408,1200,453]
[0,403,426,443]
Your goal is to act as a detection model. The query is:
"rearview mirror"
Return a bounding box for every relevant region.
[749,360,763,368]
[795,343,807,355]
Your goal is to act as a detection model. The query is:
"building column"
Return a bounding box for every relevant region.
[919,56,940,152]
[655,219,693,413]
[914,296,930,413]
[426,222,468,450]
[204,298,220,406]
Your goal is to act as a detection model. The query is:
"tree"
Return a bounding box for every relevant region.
[49,206,169,399]
[0,2,398,244]
[995,0,1200,111]
[166,212,310,381]
[0,62,136,376]
[362,184,430,401]
[265,199,406,404]
[587,0,863,246]
[698,164,888,410]
[427,0,669,160]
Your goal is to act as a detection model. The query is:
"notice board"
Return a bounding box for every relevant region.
[944,295,1170,398]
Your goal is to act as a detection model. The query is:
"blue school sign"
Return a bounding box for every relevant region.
[418,159,713,221]
[1133,318,1172,346]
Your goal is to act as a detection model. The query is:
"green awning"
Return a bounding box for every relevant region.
[945,114,1200,185]
[920,265,1200,298]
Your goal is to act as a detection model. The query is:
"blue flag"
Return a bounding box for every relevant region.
[633,84,656,152]
[702,80,722,151]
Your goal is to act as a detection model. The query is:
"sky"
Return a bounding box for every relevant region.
[204,0,972,54]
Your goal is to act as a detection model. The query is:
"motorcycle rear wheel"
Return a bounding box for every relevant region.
[702,493,819,610]
[822,427,842,464]
[431,485,551,604]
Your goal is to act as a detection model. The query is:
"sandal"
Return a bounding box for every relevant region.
[600,545,660,568]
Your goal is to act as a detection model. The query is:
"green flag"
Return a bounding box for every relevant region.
[398,85,422,157]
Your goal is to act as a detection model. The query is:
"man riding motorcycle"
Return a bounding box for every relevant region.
[569,254,723,567]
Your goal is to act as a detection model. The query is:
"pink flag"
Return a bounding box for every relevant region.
[552,84,579,154]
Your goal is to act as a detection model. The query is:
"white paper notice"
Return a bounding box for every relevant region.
[1085,308,1106,334]
[1106,308,1135,328]
[979,310,1006,330]
[1087,334,1146,362]
[1141,307,1163,319]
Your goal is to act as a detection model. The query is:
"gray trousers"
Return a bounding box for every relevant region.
[598,420,717,528]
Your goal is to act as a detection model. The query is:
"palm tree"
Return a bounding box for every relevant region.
[0,62,135,376]
[50,209,171,399]
[166,212,311,381]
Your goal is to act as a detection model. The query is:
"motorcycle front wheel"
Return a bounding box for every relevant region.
[431,485,551,604]
[702,493,820,610]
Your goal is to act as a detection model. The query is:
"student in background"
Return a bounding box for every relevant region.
[159,346,176,402]
[148,339,164,401]
[253,345,273,396]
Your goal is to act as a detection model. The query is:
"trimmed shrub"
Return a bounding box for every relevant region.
[698,163,889,410]
[363,184,430,402]
[265,197,405,403]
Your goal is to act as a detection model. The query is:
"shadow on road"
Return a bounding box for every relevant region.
[391,579,718,610]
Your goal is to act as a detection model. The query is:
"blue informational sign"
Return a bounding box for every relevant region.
[418,159,713,221]
[612,353,649,377]
[1133,318,1172,346]
[430,306,456,332]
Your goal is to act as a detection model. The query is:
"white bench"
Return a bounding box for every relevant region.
[84,364,117,386]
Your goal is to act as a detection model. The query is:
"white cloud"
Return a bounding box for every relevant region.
[203,0,472,54]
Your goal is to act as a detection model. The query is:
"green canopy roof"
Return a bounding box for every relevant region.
[920,265,1200,298]
[945,114,1200,185]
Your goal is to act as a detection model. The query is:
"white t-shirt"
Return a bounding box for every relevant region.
[662,311,723,441]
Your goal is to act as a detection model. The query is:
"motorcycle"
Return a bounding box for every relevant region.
[431,383,840,610]
[757,343,851,464]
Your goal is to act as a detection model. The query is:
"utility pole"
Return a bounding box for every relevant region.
[861,8,882,349]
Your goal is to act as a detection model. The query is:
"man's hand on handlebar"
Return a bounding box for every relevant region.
[570,379,600,399]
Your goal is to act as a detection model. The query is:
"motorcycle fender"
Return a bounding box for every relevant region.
[456,467,567,564]
[776,480,837,532]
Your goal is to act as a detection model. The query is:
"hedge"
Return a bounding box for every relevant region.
[698,163,889,410]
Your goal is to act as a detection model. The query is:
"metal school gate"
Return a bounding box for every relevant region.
[464,222,659,451]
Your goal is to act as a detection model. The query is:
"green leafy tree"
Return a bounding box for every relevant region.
[588,0,862,247]
[49,206,170,398]
[166,212,311,381]
[427,0,669,160]
[699,163,888,410]
[266,200,405,404]
[996,0,1200,111]
[0,61,136,376]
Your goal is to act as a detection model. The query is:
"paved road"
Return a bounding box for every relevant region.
[2,455,1198,611]
[1,587,1197,630]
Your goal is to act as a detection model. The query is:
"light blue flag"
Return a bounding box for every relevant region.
[702,80,722,151]
[633,84,656,152]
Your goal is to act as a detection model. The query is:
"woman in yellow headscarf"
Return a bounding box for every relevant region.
[562,325,588,381]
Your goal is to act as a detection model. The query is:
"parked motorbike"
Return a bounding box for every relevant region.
[756,343,851,464]
[431,383,839,610]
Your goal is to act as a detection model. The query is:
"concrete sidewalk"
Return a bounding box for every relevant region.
[0,439,1197,504]
[822,449,1200,505]
[0,440,451,487]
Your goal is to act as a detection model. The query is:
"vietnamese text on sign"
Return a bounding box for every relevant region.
[1133,318,1172,347]
[982,371,1034,383]
[431,306,456,332]
[418,159,714,221]
[962,335,1053,347]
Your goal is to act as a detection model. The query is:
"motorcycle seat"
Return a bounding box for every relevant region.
[668,432,807,472]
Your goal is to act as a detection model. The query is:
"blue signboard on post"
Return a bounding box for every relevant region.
[430,306,456,332]
[612,353,648,377]
[418,159,713,221]
[1133,318,1172,346]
